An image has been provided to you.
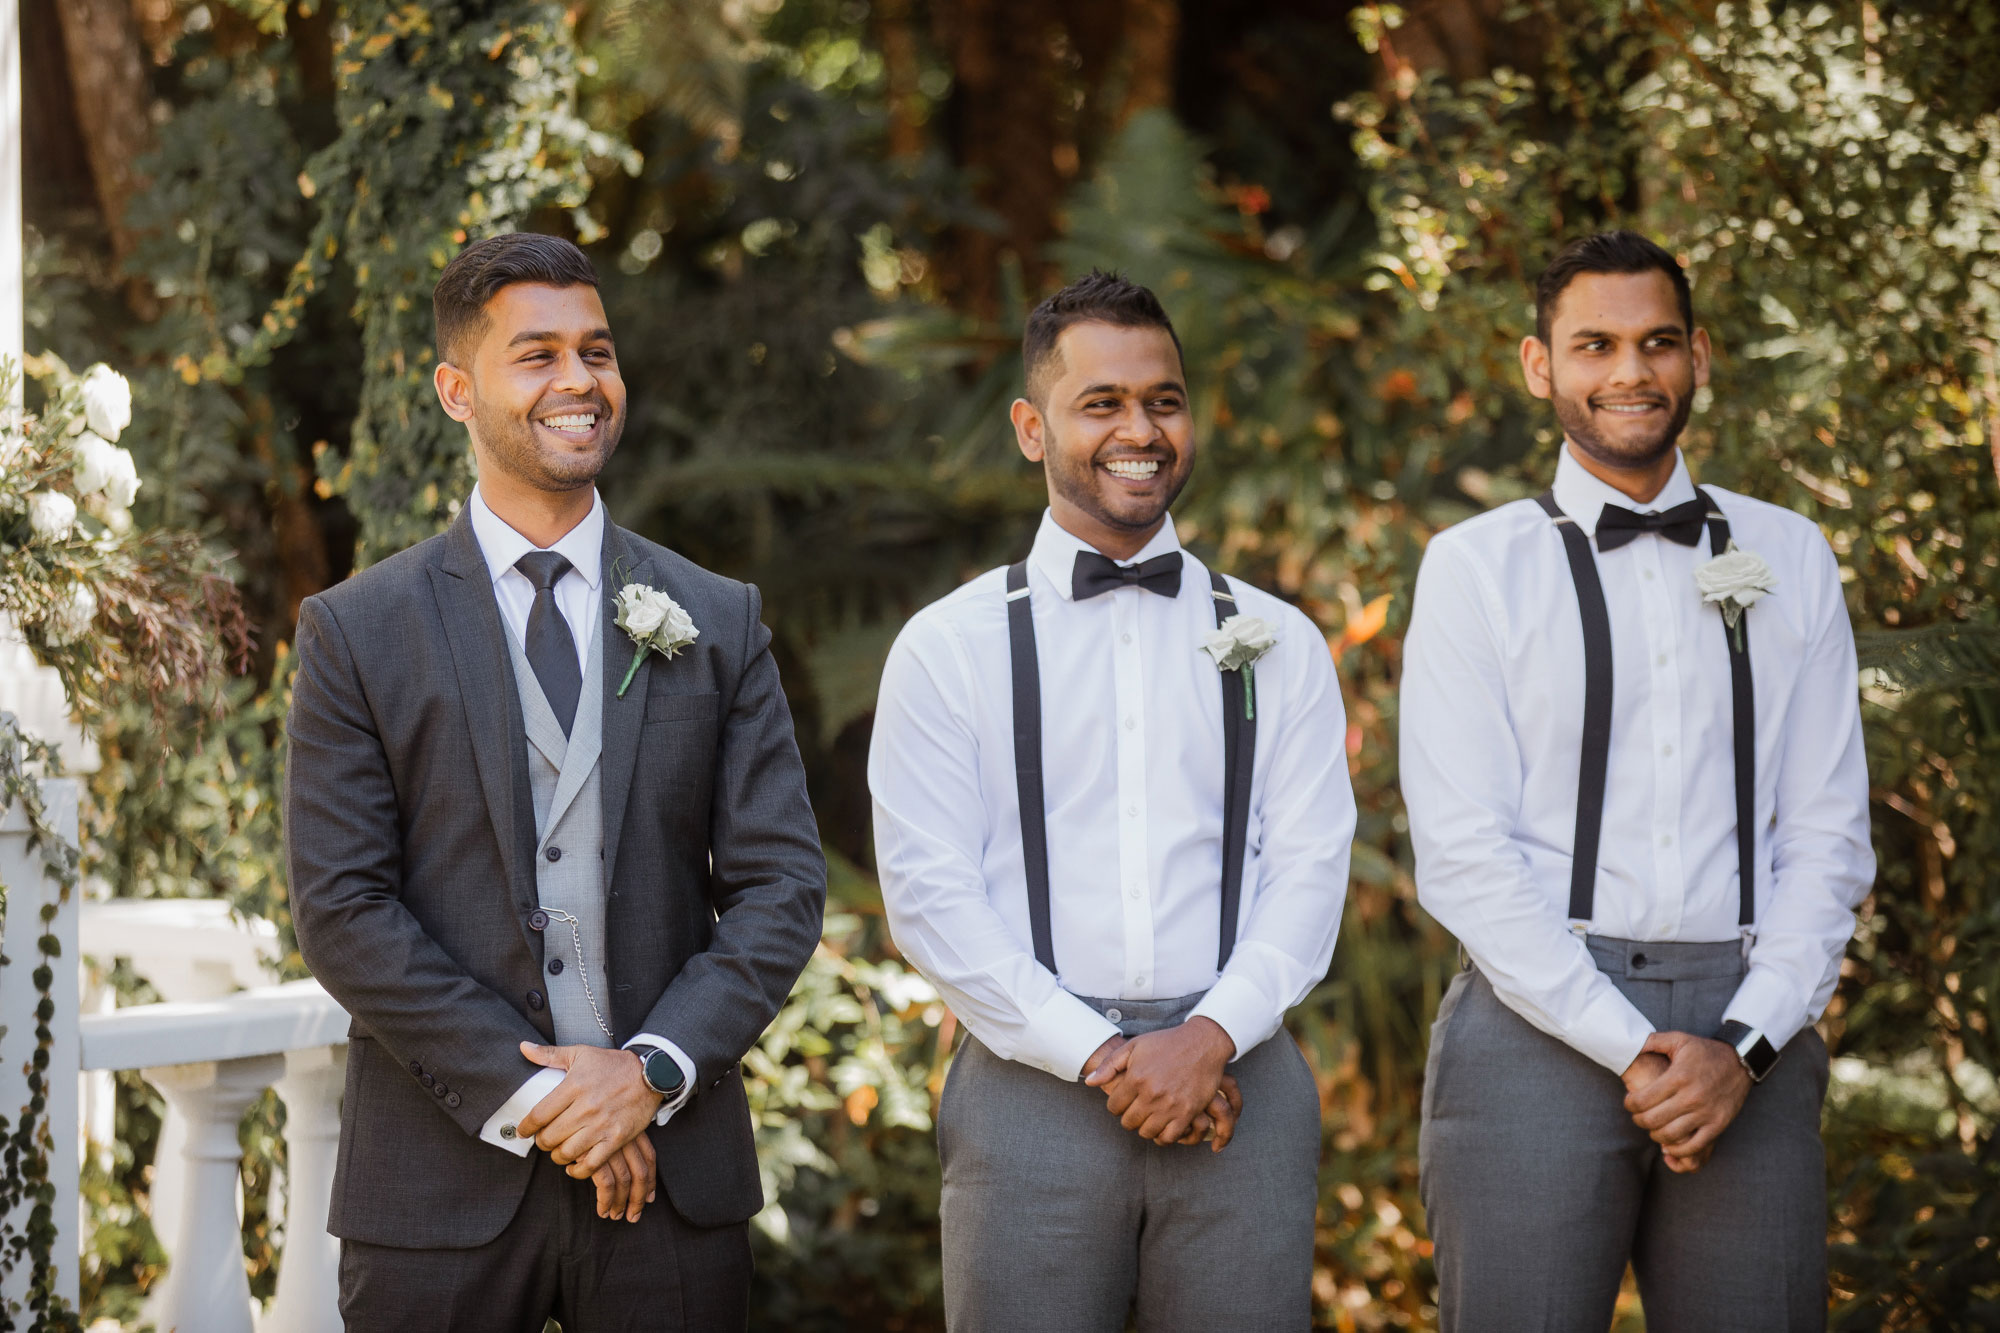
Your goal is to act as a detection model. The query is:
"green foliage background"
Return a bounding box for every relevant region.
[23,0,2000,1327]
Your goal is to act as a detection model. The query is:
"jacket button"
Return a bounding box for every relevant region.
[419,1072,434,1089]
[432,1082,448,1099]
[527,990,545,1011]
[528,909,549,931]
[548,958,564,975]
[546,846,562,862]
[446,1092,462,1109]
[409,1060,423,1076]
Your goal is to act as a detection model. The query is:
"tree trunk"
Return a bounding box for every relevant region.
[51,0,152,266]
[1117,0,1177,124]
[872,0,925,161]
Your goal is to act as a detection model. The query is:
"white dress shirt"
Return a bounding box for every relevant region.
[465,485,694,1154]
[1400,448,1875,1075]
[870,511,1356,1080]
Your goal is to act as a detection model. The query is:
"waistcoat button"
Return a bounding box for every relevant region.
[548,958,564,975]
[527,990,545,1011]
[546,846,563,863]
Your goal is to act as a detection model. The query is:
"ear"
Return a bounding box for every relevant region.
[434,360,475,423]
[1519,335,1553,401]
[1690,326,1712,390]
[1010,397,1047,464]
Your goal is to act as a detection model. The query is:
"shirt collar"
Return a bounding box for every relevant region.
[467,484,605,591]
[1550,445,1699,537]
[1026,508,1185,602]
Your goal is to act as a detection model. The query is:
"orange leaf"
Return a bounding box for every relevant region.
[843,1085,878,1126]
[1336,593,1394,654]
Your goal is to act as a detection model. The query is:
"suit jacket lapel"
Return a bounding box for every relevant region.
[429,511,540,926]
[600,523,653,890]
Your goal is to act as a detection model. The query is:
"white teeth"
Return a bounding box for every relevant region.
[541,413,598,432]
[1599,403,1657,413]
[1104,460,1160,478]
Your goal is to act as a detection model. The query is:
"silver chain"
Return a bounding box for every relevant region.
[540,907,615,1042]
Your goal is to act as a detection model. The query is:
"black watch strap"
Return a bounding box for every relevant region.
[1713,1020,1780,1083]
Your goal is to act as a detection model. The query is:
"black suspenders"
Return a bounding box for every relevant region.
[1535,486,1757,932]
[1005,559,1258,978]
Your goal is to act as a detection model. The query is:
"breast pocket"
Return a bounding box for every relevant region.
[645,690,721,725]
[641,691,723,792]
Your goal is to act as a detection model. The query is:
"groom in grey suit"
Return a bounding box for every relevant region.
[286,232,825,1331]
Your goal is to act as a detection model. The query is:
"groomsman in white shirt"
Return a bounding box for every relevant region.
[869,271,1356,1331]
[1402,231,1874,1331]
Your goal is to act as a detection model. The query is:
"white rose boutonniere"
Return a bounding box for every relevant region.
[1200,613,1279,718]
[614,582,699,696]
[1693,541,1777,649]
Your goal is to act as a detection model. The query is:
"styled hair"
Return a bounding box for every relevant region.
[432,232,599,365]
[1534,231,1693,344]
[1022,269,1185,405]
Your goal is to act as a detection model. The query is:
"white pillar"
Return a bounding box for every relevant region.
[145,1055,284,1333]
[0,780,80,1314]
[266,1044,346,1333]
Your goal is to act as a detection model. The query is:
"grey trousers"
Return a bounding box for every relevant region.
[937,992,1323,1332]
[1420,935,1831,1333]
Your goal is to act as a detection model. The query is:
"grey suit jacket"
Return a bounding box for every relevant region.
[285,509,825,1248]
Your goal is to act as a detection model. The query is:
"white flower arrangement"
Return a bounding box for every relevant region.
[613,582,699,696]
[1200,613,1279,719]
[1693,542,1777,648]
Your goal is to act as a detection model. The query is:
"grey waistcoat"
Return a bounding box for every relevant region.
[505,616,613,1048]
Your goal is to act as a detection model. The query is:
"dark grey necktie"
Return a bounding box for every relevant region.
[515,551,582,736]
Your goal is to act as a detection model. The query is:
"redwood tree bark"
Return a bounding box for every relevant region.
[52,0,153,265]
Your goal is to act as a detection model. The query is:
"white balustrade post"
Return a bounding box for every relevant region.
[0,780,79,1314]
[145,1055,284,1333]
[266,1044,346,1333]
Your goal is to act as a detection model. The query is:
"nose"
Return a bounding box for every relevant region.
[550,348,594,394]
[1112,399,1159,445]
[1605,342,1655,388]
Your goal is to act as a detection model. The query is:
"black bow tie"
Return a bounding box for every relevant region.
[1072,551,1183,601]
[1594,498,1709,552]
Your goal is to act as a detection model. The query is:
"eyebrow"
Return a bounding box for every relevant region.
[504,327,616,349]
[1074,379,1187,400]
[1569,325,1685,342]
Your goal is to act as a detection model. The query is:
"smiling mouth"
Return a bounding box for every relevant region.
[1102,458,1162,481]
[536,411,600,438]
[1594,400,1665,415]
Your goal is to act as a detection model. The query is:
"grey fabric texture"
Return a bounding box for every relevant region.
[337,1153,751,1332]
[1420,936,1831,1333]
[938,992,1321,1333]
[505,615,612,1047]
[286,509,826,1249]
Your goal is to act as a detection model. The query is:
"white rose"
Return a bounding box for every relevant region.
[73,431,120,496]
[1693,544,1777,610]
[102,446,141,509]
[42,585,97,646]
[80,365,133,441]
[1200,613,1280,674]
[101,505,133,536]
[617,585,671,637]
[27,490,78,541]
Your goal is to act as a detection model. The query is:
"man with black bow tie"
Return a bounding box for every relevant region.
[1402,232,1873,1330]
[868,271,1355,1331]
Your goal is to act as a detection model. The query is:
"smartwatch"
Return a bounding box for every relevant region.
[1713,1020,1780,1084]
[630,1044,687,1100]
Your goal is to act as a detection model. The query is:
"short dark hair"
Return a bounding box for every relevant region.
[1534,231,1693,344]
[1023,269,1184,405]
[433,232,598,365]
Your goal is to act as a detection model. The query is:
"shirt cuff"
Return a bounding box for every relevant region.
[479,1067,564,1155]
[1188,973,1272,1062]
[1570,986,1656,1076]
[1721,966,1806,1053]
[624,1032,697,1125]
[1014,988,1122,1082]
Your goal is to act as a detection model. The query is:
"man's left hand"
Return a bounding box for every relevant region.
[1084,1016,1236,1145]
[1623,1029,1750,1169]
[516,1042,665,1178]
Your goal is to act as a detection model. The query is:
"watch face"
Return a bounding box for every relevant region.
[644,1048,685,1095]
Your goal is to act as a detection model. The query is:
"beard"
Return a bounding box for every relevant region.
[472,391,622,493]
[1550,379,1692,472]
[1043,432,1194,537]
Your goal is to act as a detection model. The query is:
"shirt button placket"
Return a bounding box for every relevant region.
[1110,589,1153,996]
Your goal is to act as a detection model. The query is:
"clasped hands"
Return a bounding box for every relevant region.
[1081,1016,1242,1153]
[1619,1030,1751,1173]
[514,1041,666,1223]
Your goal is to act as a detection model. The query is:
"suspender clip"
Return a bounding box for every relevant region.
[1568,919,1590,937]
[1740,926,1757,962]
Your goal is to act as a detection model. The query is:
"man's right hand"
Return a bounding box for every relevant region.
[590,1134,657,1222]
[1082,1029,1244,1150]
[1621,1049,1712,1172]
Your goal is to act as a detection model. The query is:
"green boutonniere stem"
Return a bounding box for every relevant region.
[1243,664,1256,721]
[618,645,648,698]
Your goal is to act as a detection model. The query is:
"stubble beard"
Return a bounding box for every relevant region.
[1549,377,1692,473]
[1045,432,1193,537]
[473,394,621,494]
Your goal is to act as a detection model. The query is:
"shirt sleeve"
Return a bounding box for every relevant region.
[625,1032,697,1125]
[479,1068,564,1155]
[1189,602,1356,1058]
[869,617,1120,1081]
[1722,538,1874,1049]
[1400,537,1655,1075]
